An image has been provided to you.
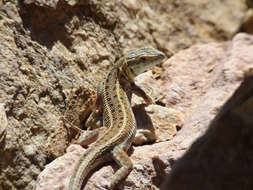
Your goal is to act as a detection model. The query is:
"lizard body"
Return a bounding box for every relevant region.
[68,46,165,190]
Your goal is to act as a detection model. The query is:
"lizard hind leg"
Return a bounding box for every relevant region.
[75,126,106,147]
[61,116,106,147]
[108,147,133,189]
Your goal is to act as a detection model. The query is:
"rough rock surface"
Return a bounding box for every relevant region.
[161,65,253,189]
[0,0,249,189]
[35,33,253,190]
[0,104,7,143]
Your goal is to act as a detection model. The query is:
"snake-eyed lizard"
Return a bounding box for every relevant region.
[68,46,165,189]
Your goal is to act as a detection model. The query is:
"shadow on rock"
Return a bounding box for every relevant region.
[162,68,253,190]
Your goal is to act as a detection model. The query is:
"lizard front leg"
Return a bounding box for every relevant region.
[131,82,154,105]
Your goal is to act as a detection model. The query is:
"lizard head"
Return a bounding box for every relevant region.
[122,46,166,79]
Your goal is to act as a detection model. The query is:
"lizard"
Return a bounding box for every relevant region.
[68,46,166,190]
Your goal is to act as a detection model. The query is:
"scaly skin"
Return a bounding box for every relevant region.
[68,46,165,190]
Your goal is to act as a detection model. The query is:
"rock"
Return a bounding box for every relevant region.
[133,104,182,145]
[24,0,60,9]
[118,0,246,54]
[0,104,7,144]
[34,145,84,190]
[144,105,182,143]
[161,67,253,190]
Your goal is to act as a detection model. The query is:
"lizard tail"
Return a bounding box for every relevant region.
[68,148,111,190]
